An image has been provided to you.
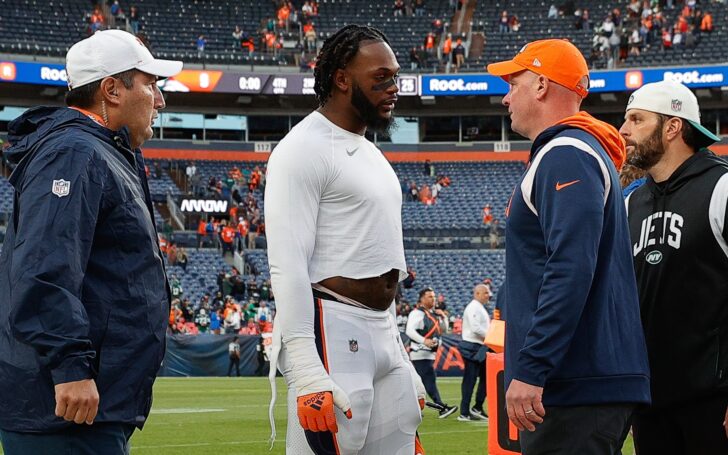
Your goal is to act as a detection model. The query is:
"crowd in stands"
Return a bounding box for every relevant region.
[403,160,453,205]
[168,267,275,336]
[581,0,715,69]
[185,162,267,253]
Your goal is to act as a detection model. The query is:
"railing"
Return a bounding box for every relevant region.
[166,190,185,230]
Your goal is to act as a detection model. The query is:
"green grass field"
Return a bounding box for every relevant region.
[0,377,635,454]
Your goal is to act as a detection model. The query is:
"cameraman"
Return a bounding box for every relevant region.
[406,288,458,418]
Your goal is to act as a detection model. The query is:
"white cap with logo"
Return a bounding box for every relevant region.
[66,30,183,90]
[626,80,721,147]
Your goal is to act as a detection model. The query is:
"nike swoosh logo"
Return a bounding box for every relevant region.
[346,147,359,156]
[555,179,581,191]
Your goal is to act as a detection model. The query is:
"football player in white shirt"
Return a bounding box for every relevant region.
[457,284,492,421]
[265,25,426,455]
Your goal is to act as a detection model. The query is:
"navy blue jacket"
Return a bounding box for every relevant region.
[503,123,651,406]
[0,107,170,432]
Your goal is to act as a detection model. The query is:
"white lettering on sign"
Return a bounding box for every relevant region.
[40,67,67,82]
[180,199,229,213]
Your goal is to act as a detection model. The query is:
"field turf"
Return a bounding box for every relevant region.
[0,377,634,454]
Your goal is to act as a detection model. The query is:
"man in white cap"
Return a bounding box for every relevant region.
[620,80,728,454]
[0,30,181,454]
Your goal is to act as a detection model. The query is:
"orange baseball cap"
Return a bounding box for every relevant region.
[487,39,590,98]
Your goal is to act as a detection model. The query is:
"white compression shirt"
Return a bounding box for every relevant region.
[265,110,407,343]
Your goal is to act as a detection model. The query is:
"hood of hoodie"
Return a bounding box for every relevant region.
[645,148,726,196]
[532,111,627,170]
[5,106,132,188]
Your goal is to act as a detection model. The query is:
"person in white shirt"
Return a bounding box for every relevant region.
[457,284,492,421]
[406,288,458,419]
[255,300,272,324]
[265,25,425,455]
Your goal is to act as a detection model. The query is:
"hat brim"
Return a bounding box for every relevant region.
[688,120,721,147]
[137,58,183,79]
[486,60,526,80]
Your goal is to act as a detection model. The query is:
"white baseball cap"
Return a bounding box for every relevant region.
[626,80,720,147]
[66,30,183,89]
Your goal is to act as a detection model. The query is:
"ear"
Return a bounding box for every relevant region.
[99,77,122,106]
[333,68,350,94]
[664,117,683,142]
[534,74,549,101]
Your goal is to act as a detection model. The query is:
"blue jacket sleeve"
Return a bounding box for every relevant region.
[514,145,605,387]
[9,145,104,385]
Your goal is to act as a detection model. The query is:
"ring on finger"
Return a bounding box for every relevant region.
[524,408,534,414]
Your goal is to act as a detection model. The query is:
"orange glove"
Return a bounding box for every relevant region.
[297,391,352,433]
[415,432,425,455]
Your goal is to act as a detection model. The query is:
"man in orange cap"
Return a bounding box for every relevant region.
[488,39,651,454]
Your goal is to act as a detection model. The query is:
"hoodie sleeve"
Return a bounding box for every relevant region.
[9,145,104,385]
[514,142,608,387]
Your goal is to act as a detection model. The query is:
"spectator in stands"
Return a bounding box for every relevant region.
[499,10,510,33]
[170,274,183,300]
[89,7,105,34]
[457,284,491,421]
[576,9,590,30]
[223,299,242,334]
[129,5,140,34]
[548,4,558,19]
[629,28,641,55]
[414,0,425,16]
[482,204,493,226]
[662,27,673,50]
[423,159,433,176]
[227,336,241,376]
[256,300,272,324]
[409,46,420,70]
[248,216,260,249]
[177,247,188,273]
[304,22,317,52]
[240,318,260,336]
[393,0,405,16]
[232,25,243,49]
[700,10,713,33]
[431,18,445,38]
[196,35,206,60]
[442,33,453,73]
[424,32,436,58]
[302,0,314,17]
[195,307,211,333]
[221,222,235,257]
[453,38,466,72]
[210,309,222,334]
[403,266,417,289]
[167,242,178,266]
[408,181,419,201]
[509,15,521,32]
[487,39,649,452]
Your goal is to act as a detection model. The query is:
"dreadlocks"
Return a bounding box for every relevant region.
[313,24,390,107]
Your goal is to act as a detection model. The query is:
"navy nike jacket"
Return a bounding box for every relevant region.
[0,107,170,432]
[503,114,651,406]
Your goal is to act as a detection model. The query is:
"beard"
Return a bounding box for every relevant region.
[626,121,665,171]
[351,82,397,137]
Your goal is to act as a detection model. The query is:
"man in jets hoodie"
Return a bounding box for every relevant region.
[487,39,650,455]
[621,80,728,454]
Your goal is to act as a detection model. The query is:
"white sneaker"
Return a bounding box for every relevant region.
[470,407,488,420]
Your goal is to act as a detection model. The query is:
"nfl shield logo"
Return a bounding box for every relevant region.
[52,179,70,198]
[349,339,358,353]
[671,99,682,112]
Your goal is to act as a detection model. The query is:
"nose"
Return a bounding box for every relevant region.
[502,91,511,107]
[154,84,166,110]
[618,122,629,138]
